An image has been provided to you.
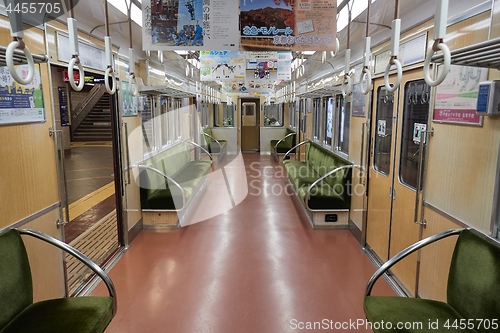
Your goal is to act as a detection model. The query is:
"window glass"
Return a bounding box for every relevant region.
[168,98,175,143]
[264,104,283,127]
[325,97,334,146]
[142,95,155,155]
[222,103,234,126]
[336,96,350,154]
[176,98,182,140]
[374,86,394,175]
[289,101,296,128]
[313,98,321,140]
[399,79,430,189]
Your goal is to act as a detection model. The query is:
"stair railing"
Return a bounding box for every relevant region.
[71,84,107,131]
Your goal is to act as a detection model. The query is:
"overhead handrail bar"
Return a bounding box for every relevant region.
[104,0,117,95]
[273,132,296,150]
[341,2,353,97]
[424,0,451,87]
[360,0,373,95]
[5,0,35,85]
[67,0,84,91]
[384,0,402,93]
[126,0,139,96]
[283,139,310,160]
[203,132,223,151]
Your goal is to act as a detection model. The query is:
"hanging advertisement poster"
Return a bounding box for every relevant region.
[143,0,239,51]
[222,80,275,94]
[0,64,45,125]
[433,65,488,126]
[199,50,246,81]
[245,51,291,83]
[121,81,138,117]
[240,0,337,51]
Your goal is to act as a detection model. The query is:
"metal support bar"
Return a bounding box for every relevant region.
[283,140,310,160]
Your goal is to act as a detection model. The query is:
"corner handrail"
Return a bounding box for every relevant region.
[203,132,223,150]
[365,228,464,296]
[17,229,118,317]
[136,164,187,211]
[283,140,310,160]
[305,164,362,211]
[184,140,213,162]
[274,132,296,149]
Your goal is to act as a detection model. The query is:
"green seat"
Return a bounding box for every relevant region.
[364,229,500,333]
[203,128,227,154]
[271,128,296,154]
[0,229,115,333]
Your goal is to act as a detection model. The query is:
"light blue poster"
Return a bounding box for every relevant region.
[121,81,138,117]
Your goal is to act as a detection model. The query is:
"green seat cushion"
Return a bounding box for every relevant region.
[447,229,500,332]
[271,140,294,154]
[1,297,113,333]
[209,141,227,153]
[297,180,346,209]
[364,296,475,333]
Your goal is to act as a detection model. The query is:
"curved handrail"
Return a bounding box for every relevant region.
[6,40,35,85]
[360,68,372,95]
[384,18,402,92]
[136,165,187,211]
[184,140,213,161]
[273,132,296,149]
[424,42,451,87]
[17,229,117,317]
[202,132,222,150]
[283,140,310,160]
[341,75,353,97]
[305,164,362,210]
[365,228,464,296]
[105,67,117,94]
[330,38,340,58]
[68,57,85,91]
[384,58,402,93]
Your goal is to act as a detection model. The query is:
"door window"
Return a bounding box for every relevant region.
[374,87,394,175]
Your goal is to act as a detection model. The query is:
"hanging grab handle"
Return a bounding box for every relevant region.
[423,0,451,87]
[384,19,402,93]
[360,37,372,95]
[341,49,352,96]
[67,18,84,91]
[128,48,139,96]
[6,3,35,85]
[104,36,116,94]
[329,38,340,58]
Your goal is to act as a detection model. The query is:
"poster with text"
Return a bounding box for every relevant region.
[122,81,138,117]
[240,0,337,51]
[433,65,488,125]
[143,0,239,50]
[245,51,291,83]
[0,64,45,125]
[199,50,246,81]
[222,80,274,94]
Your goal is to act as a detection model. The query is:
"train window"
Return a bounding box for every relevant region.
[399,79,429,190]
[325,97,334,146]
[142,95,156,155]
[374,86,394,175]
[335,96,350,155]
[201,102,209,128]
[299,99,306,134]
[313,98,321,141]
[289,101,296,128]
[222,103,234,126]
[176,99,183,140]
[168,98,175,143]
[160,97,169,146]
[264,103,283,127]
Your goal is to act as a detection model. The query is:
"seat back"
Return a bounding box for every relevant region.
[0,229,33,329]
[284,128,296,147]
[447,229,500,333]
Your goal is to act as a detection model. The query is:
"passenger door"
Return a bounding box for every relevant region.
[241,99,260,151]
[366,70,430,295]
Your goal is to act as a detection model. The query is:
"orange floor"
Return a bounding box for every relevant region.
[93,154,394,332]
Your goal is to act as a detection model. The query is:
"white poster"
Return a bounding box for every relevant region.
[57,33,106,71]
[245,51,291,83]
[199,51,246,81]
[143,0,240,51]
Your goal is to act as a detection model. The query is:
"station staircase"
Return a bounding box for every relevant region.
[72,85,113,142]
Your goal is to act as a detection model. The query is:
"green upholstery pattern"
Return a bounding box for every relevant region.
[271,128,296,154]
[283,141,352,210]
[0,229,114,333]
[364,229,500,333]
[203,128,227,154]
[1,297,114,333]
[140,141,213,210]
[0,230,33,329]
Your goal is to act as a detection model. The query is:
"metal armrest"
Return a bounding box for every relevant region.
[184,140,213,162]
[136,165,187,211]
[17,229,118,317]
[365,228,464,296]
[274,132,296,149]
[305,164,362,210]
[203,132,223,150]
[283,140,310,160]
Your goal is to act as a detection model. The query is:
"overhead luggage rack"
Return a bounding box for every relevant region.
[140,85,195,98]
[431,36,500,69]
[299,85,342,98]
[0,45,48,67]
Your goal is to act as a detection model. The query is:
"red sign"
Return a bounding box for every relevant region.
[433,109,481,124]
[63,70,81,83]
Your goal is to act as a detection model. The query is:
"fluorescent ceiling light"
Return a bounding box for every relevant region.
[337,0,376,31]
[302,51,315,55]
[107,0,142,27]
[174,50,190,55]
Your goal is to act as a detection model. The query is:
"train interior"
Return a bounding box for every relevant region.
[1,0,500,332]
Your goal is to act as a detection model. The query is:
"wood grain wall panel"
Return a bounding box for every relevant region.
[21,208,66,301]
